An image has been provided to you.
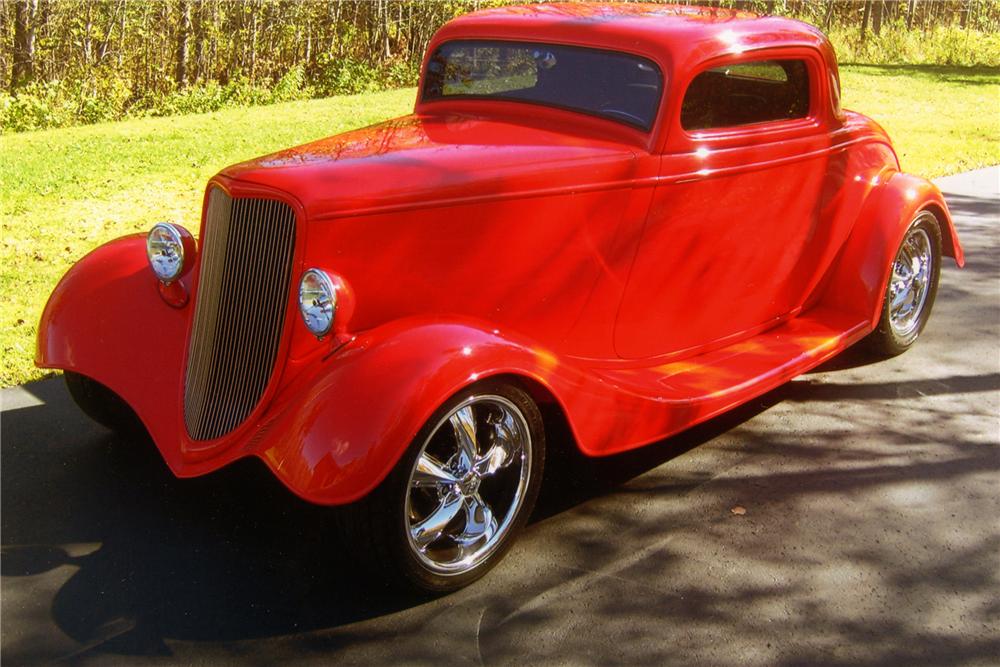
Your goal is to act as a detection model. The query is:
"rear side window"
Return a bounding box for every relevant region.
[423,40,663,131]
[681,59,810,131]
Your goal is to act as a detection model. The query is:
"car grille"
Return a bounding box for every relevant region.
[184,186,297,441]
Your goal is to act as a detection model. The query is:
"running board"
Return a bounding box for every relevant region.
[571,306,872,455]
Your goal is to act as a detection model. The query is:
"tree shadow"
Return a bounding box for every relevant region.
[4,351,997,664]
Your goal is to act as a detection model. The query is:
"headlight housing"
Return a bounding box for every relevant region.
[146,223,190,283]
[298,269,337,337]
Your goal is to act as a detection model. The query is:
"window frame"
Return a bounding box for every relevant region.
[673,47,826,147]
[420,39,666,133]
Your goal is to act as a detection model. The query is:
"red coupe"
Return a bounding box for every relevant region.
[37,3,964,592]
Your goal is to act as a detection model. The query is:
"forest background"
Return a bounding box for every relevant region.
[3,0,1000,132]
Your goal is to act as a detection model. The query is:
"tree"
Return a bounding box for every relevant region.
[873,0,884,36]
[175,0,191,87]
[11,0,38,91]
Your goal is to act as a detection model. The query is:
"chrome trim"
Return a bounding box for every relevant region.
[298,268,337,338]
[183,187,297,441]
[888,220,933,338]
[147,222,186,282]
[404,394,531,576]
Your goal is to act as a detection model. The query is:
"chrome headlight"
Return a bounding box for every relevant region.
[298,269,337,337]
[146,223,187,282]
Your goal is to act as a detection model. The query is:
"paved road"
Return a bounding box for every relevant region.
[3,168,998,666]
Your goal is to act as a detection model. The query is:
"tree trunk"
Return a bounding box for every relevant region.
[907,0,917,30]
[175,0,191,87]
[873,1,884,36]
[192,1,205,83]
[823,0,835,30]
[11,0,38,91]
[861,1,872,43]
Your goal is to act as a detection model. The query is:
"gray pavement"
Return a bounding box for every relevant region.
[2,167,998,666]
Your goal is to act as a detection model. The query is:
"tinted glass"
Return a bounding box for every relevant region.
[681,59,810,131]
[423,40,663,131]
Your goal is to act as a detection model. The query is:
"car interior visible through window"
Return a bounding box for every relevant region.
[681,58,811,131]
[423,40,664,131]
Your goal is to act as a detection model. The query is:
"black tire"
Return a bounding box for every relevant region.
[64,371,144,435]
[334,380,545,593]
[863,210,942,358]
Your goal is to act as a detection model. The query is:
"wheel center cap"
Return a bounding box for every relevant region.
[458,473,480,496]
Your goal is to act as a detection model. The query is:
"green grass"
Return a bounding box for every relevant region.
[2,67,998,387]
[839,65,1000,177]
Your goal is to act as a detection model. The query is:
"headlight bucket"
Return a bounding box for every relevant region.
[298,268,338,338]
[146,223,195,283]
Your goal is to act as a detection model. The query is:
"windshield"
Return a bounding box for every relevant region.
[422,40,663,131]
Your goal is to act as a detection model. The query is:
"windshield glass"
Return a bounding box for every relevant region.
[422,40,663,131]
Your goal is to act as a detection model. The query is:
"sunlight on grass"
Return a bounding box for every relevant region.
[2,68,998,386]
[1,88,414,386]
[839,65,1000,177]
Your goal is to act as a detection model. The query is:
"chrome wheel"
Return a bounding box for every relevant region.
[888,225,934,338]
[404,394,532,576]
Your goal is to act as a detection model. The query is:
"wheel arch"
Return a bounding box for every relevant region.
[251,318,588,506]
[816,171,963,329]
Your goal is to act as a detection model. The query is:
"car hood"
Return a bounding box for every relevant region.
[219,113,639,220]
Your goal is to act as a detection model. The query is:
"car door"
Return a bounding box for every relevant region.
[614,51,833,360]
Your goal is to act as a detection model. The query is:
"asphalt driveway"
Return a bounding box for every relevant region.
[2,167,998,666]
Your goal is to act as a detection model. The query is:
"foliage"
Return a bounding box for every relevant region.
[831,22,1000,66]
[2,1,999,133]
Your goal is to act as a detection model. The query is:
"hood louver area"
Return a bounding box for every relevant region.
[184,187,296,441]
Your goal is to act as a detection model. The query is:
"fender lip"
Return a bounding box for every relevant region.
[815,170,965,332]
[245,315,574,506]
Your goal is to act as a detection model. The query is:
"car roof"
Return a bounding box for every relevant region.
[433,2,834,75]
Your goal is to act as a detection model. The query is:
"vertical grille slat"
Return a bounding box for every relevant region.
[184,187,296,441]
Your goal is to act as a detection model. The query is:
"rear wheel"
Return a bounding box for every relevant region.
[336,381,545,593]
[64,371,142,435]
[864,210,942,357]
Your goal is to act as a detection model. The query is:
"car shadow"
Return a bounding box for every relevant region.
[0,371,797,657]
[5,357,997,660]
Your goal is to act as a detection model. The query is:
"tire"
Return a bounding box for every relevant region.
[335,380,545,593]
[64,371,143,435]
[863,210,942,358]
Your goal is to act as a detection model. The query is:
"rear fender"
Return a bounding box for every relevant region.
[253,317,575,505]
[818,172,963,327]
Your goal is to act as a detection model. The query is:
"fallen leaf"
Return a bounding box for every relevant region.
[730,506,746,516]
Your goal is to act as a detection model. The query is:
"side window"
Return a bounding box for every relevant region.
[681,59,811,131]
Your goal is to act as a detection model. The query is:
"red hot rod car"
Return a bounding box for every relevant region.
[37,3,963,592]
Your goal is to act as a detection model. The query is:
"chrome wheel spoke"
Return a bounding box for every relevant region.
[449,406,479,471]
[453,495,498,559]
[411,492,464,549]
[473,411,520,476]
[887,224,935,338]
[405,394,533,575]
[411,453,458,489]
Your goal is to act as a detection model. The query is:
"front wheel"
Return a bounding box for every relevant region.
[336,381,545,593]
[64,371,143,435]
[863,210,942,357]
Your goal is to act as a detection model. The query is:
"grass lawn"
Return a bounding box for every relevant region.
[2,66,998,387]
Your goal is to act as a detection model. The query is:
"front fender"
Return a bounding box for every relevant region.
[36,235,196,464]
[254,317,575,505]
[819,171,964,326]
